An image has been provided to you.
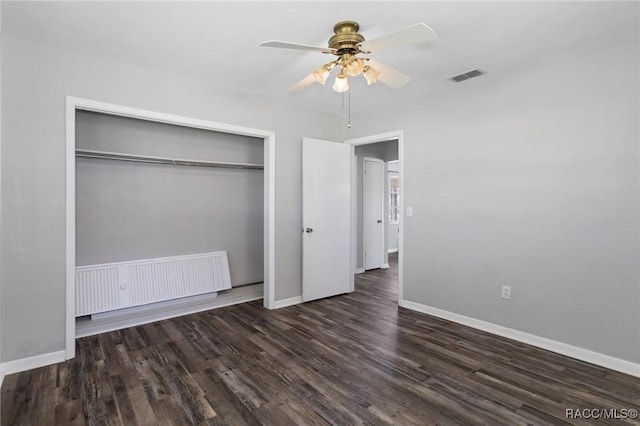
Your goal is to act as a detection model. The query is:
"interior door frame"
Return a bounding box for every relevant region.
[65,96,276,359]
[362,157,385,270]
[345,130,404,300]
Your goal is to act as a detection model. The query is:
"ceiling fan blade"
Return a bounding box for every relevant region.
[368,60,410,89]
[260,40,334,54]
[360,23,436,53]
[288,73,316,93]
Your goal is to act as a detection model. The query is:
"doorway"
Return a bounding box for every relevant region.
[346,131,404,302]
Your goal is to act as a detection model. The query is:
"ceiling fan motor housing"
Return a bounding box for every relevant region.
[329,21,365,54]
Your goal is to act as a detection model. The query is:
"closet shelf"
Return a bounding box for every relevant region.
[75,149,264,170]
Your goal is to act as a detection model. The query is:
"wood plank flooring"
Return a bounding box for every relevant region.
[2,253,639,425]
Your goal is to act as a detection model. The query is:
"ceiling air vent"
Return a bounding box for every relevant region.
[449,69,485,83]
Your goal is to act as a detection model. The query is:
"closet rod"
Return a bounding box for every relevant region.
[75,149,264,170]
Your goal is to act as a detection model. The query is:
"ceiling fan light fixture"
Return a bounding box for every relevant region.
[332,70,349,92]
[312,63,333,85]
[346,57,365,77]
[363,66,380,85]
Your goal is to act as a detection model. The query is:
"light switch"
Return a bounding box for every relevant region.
[406,207,413,217]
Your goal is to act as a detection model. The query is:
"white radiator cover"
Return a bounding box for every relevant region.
[76,251,232,316]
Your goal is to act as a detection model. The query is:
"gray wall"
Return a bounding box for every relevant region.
[348,33,640,363]
[1,35,342,362]
[354,140,398,270]
[76,111,264,286]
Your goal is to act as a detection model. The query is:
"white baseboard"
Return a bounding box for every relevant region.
[0,369,5,389]
[1,350,66,376]
[381,263,390,269]
[388,248,398,254]
[399,299,640,378]
[355,268,365,274]
[274,296,303,309]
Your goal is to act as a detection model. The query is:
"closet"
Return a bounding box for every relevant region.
[74,110,264,325]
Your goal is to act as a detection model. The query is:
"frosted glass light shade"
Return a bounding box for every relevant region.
[332,71,349,92]
[312,64,332,85]
[346,58,365,76]
[363,66,381,85]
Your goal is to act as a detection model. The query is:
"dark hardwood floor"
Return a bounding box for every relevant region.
[2,253,639,425]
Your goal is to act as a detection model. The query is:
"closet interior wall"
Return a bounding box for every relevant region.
[75,110,264,288]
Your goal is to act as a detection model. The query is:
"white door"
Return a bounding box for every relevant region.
[302,138,353,302]
[364,158,384,270]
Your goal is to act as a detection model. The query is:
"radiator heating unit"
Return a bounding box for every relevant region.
[76,251,232,316]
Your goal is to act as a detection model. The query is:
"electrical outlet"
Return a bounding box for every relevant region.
[406,207,414,217]
[501,285,511,300]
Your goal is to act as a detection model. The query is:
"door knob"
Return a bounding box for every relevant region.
[305,227,314,233]
[377,220,382,223]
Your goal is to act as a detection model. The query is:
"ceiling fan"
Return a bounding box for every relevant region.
[259,20,437,93]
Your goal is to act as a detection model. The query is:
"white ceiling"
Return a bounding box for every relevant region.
[3,1,639,116]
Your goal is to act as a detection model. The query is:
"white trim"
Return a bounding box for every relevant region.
[273,296,303,309]
[264,133,276,310]
[349,143,356,294]
[398,133,404,304]
[381,263,390,269]
[362,157,385,271]
[0,369,4,389]
[400,300,640,378]
[65,98,76,359]
[347,131,404,147]
[1,350,66,376]
[349,144,355,295]
[388,248,398,254]
[350,149,358,290]
[66,96,277,361]
[346,130,404,303]
[67,97,270,137]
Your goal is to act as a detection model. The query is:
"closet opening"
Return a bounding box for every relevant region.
[65,97,275,359]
